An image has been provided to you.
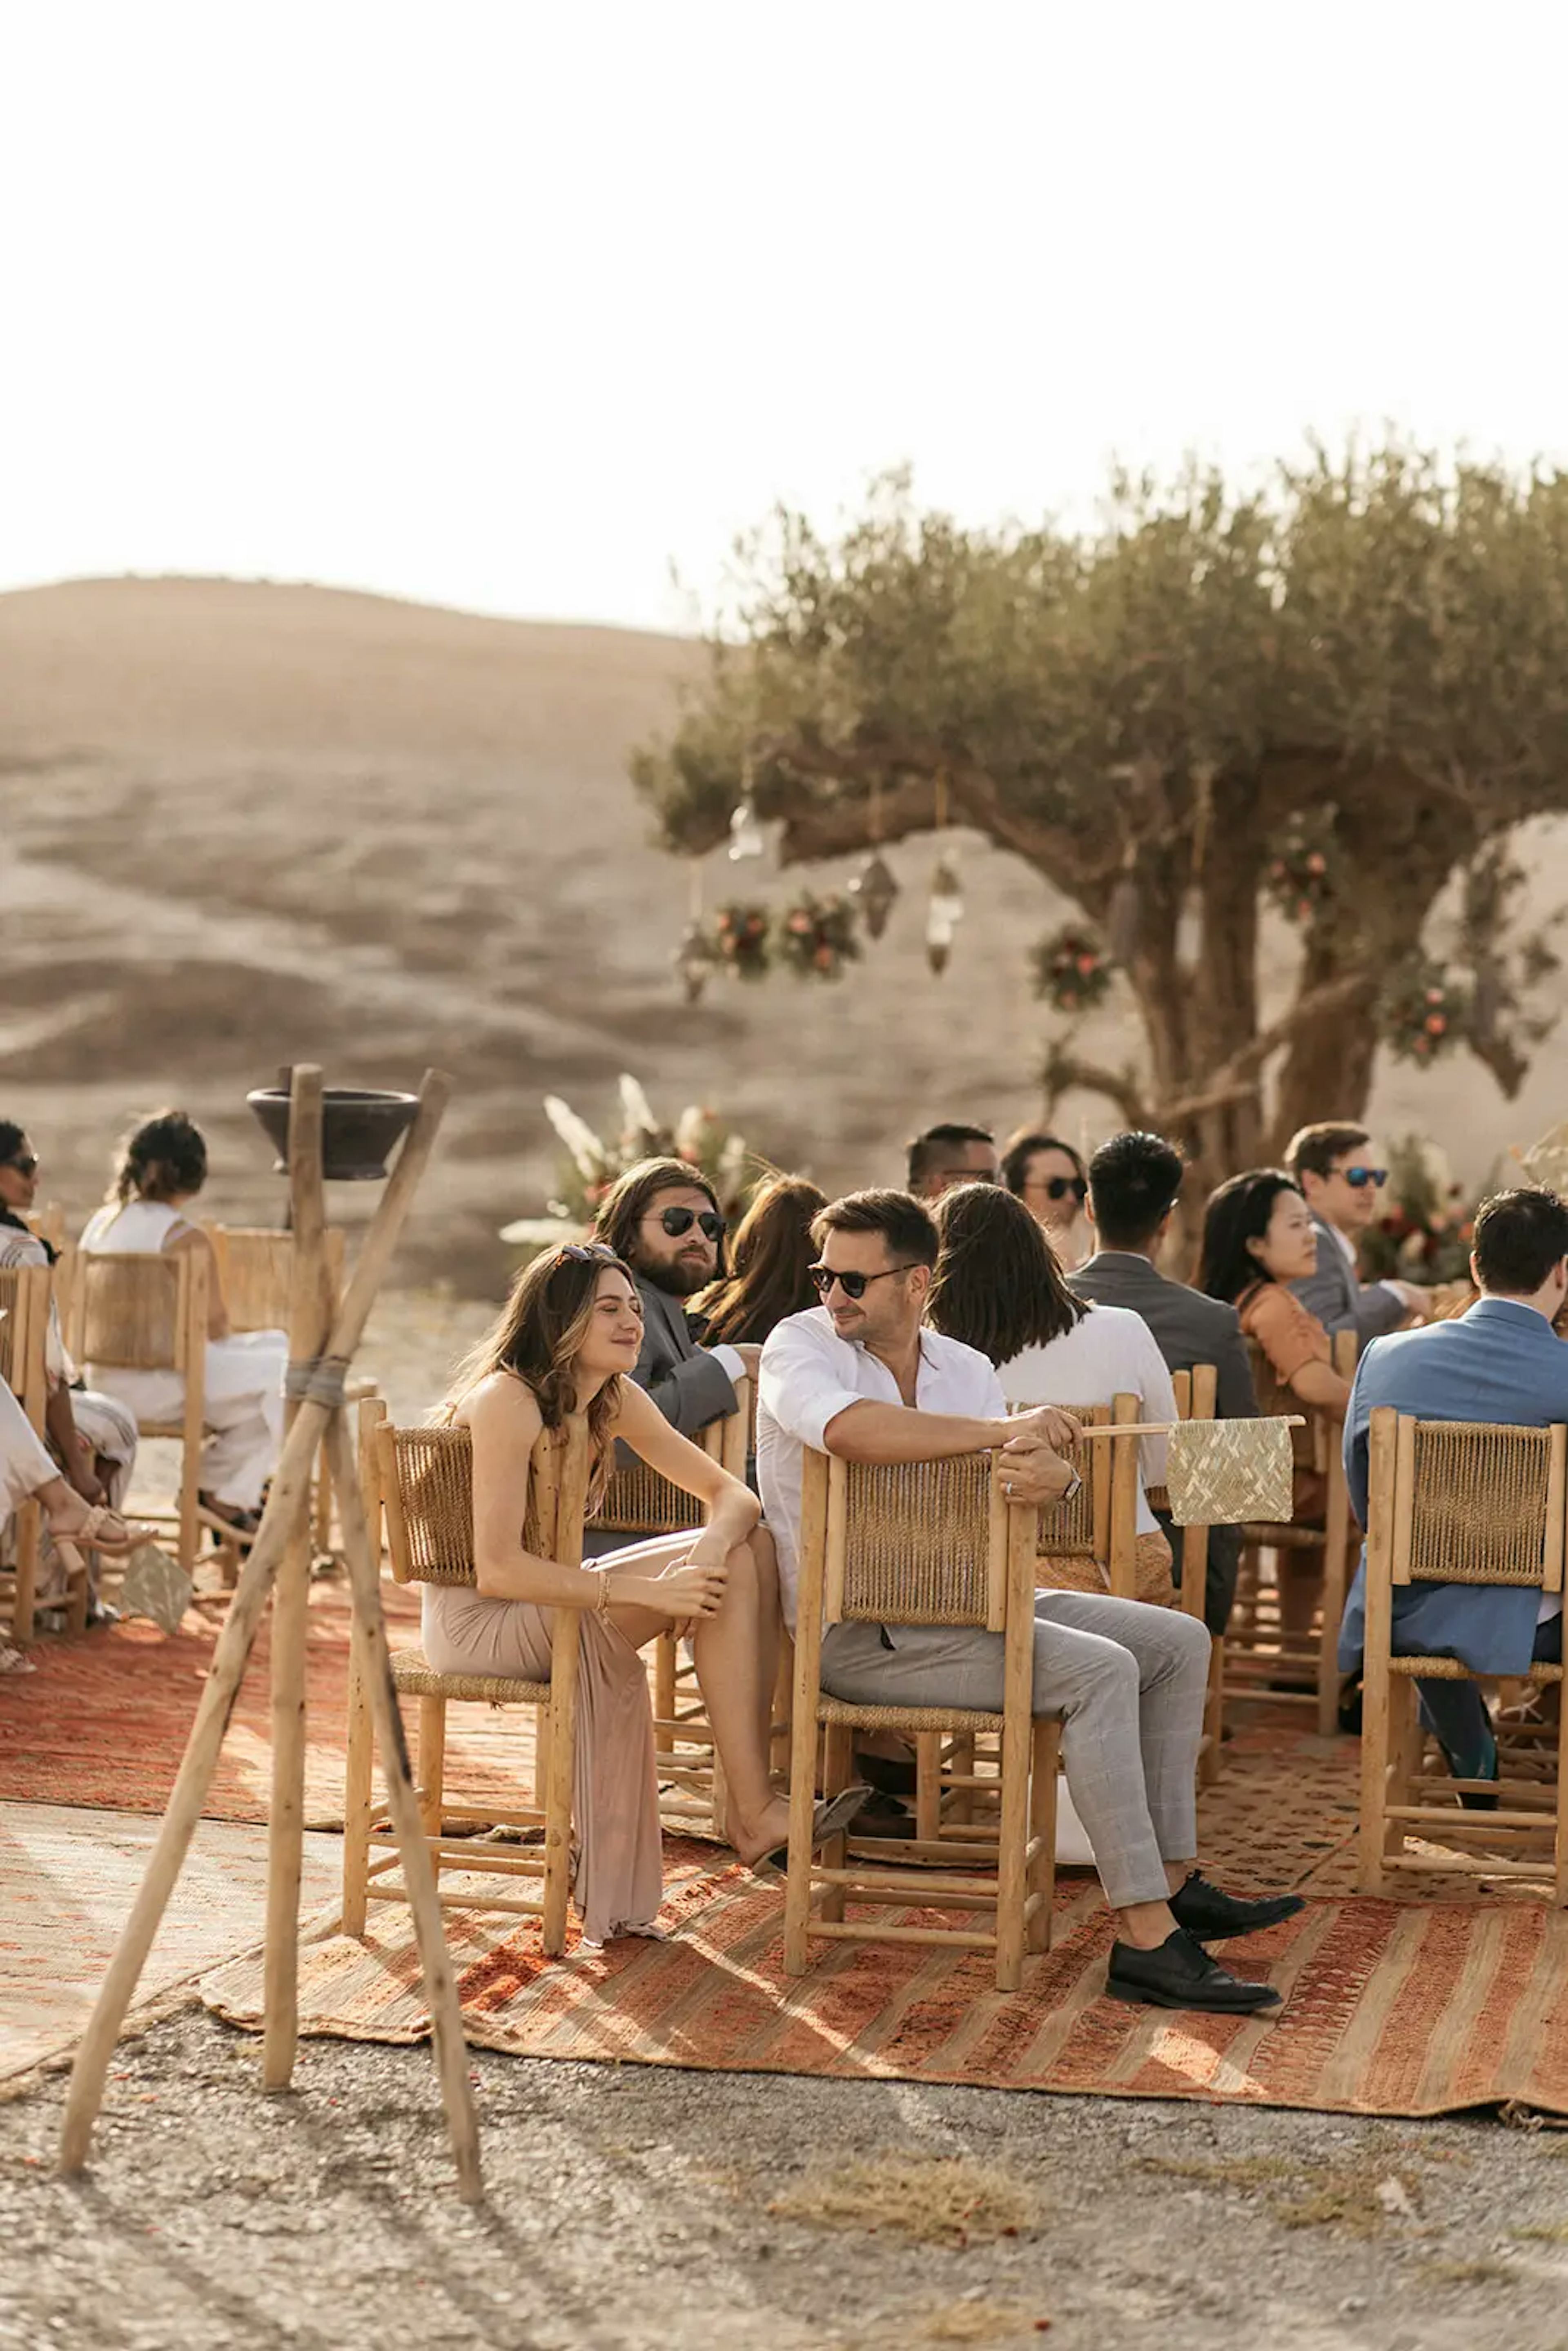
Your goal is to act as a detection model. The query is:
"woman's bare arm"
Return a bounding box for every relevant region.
[612,1377,760,1555]
[1287,1358,1353,1416]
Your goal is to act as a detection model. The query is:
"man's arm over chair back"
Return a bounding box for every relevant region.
[631,1280,738,1436]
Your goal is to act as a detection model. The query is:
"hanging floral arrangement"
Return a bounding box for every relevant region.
[709,901,772,981]
[774,890,861,980]
[1380,961,1469,1065]
[1264,810,1339,925]
[1031,926,1114,1014]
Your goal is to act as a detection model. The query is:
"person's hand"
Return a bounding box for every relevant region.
[641,1551,731,1623]
[995,1432,1077,1505]
[1390,1280,1432,1320]
[1008,1404,1083,1455]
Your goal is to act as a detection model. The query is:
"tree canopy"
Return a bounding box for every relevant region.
[631,445,1568,1185]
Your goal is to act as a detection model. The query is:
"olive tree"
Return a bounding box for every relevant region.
[631,446,1568,1189]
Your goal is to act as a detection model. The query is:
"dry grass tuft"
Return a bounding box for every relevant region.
[767,2155,1038,2250]
[1510,2218,1568,2242]
[1139,2155,1301,2191]
[1140,2152,1420,2237]
[1422,2258,1517,2286]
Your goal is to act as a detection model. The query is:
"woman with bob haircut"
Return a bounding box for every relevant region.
[691,1173,828,1348]
[928,1181,1178,1604]
[433,1241,868,1947]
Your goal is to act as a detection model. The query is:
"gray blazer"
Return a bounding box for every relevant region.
[630,1278,738,1436]
[1290,1212,1406,1345]
[1067,1250,1255,1634]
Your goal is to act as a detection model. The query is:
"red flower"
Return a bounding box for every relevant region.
[1425,1014,1447,1035]
[1306,852,1326,875]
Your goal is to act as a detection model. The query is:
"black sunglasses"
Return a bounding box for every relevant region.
[1026,1175,1087,1203]
[1341,1166,1389,1191]
[648,1206,725,1243]
[555,1242,621,1267]
[809,1262,912,1301]
[1,1155,38,1179]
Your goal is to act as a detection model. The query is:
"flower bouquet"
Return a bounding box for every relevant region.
[710,901,772,981]
[1031,926,1113,1014]
[1357,1133,1480,1290]
[774,891,861,981]
[1380,962,1469,1066]
[500,1074,754,1247]
[1264,811,1338,926]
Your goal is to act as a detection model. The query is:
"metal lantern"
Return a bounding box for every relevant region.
[848,850,900,940]
[727,799,766,861]
[673,920,715,1004]
[928,855,964,930]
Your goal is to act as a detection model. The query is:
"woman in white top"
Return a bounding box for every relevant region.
[928,1181,1178,1604]
[79,1111,286,1533]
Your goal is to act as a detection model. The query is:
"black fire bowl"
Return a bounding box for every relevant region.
[246,1087,420,1182]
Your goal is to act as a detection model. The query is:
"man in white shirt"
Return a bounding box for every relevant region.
[1285,1123,1428,1342]
[760,1189,1301,2015]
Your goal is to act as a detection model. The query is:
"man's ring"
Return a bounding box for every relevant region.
[1004,1479,1016,1497]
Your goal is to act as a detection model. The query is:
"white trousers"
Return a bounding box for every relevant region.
[85,1328,287,1511]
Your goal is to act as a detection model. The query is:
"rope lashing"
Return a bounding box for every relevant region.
[284,1354,352,1410]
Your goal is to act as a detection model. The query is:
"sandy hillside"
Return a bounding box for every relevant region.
[1,576,1564,1293]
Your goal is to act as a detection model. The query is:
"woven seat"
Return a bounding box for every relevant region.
[1359,1408,1568,1897]
[389,1645,550,1706]
[345,1403,589,1952]
[785,1447,1060,1993]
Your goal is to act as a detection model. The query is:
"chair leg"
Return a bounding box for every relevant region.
[995,1705,1032,1992]
[12,1501,39,1643]
[533,1702,552,1817]
[819,1723,853,1921]
[947,1733,976,1824]
[1385,1679,1422,1858]
[177,1434,202,1576]
[1555,1675,1568,1908]
[1358,1650,1394,1895]
[654,1630,677,1761]
[1027,1717,1059,1953]
[341,1617,374,1936]
[66,1554,90,1637]
[783,1701,820,1978]
[541,1615,581,1958]
[418,1696,447,1865]
[770,1634,794,1780]
[914,1732,942,1843]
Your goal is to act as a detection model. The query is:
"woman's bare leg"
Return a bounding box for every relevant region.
[751,1524,782,1758]
[691,1537,791,1862]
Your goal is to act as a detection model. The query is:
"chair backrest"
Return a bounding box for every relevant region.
[209,1224,346,1333]
[586,1380,749,1538]
[0,1262,51,1430]
[1379,1410,1567,1590]
[378,1415,593,1585]
[26,1203,67,1253]
[1245,1329,1358,1479]
[829,1452,1003,1629]
[75,1251,202,1373]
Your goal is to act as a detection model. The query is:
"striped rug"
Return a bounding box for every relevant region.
[201,1832,1568,2118]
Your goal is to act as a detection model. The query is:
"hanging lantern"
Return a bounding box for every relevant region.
[925,921,953,977]
[928,856,964,930]
[1107,872,1141,965]
[848,851,899,940]
[673,921,715,1004]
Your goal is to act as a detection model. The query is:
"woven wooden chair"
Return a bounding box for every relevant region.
[588,1383,775,1839]
[784,1449,1059,1992]
[1162,1365,1223,1785]
[0,1262,77,1640]
[1359,1407,1568,1897]
[1225,1331,1357,1736]
[206,1224,371,1556]
[67,1250,210,1574]
[343,1399,589,1952]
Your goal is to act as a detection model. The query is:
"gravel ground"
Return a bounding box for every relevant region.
[5,2010,1568,2350]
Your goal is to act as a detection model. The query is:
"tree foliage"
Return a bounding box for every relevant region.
[631,445,1568,1182]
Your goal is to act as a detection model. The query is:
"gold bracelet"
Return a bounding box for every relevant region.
[596,1572,613,1616]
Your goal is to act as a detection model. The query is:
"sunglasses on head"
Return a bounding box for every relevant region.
[809,1262,911,1301]
[649,1205,726,1243]
[2,1155,38,1179]
[555,1242,620,1267]
[1340,1166,1389,1190]
[1027,1175,1087,1203]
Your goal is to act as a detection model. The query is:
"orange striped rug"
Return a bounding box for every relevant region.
[201,1842,1568,2118]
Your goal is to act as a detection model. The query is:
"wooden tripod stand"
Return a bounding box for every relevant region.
[59,1065,483,2202]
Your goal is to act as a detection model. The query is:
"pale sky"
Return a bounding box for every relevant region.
[3,0,1564,637]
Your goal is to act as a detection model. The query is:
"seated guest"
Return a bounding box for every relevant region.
[1069,1131,1255,1634]
[928,1181,1178,1604]
[433,1242,868,1944]
[0,1120,138,1617]
[759,1187,1300,2014]
[691,1174,828,1347]
[1339,1186,1568,1798]
[78,1111,286,1536]
[591,1157,754,1429]
[0,1380,150,1671]
[1001,1128,1091,1272]
[1284,1122,1428,1341]
[906,1121,999,1202]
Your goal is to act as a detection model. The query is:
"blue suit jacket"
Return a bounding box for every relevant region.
[1338,1296,1568,1675]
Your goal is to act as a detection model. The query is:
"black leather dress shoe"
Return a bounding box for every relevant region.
[1107,1927,1281,2013]
[1169,1871,1305,1942]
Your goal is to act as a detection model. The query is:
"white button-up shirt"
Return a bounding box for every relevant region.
[758,1306,1004,1629]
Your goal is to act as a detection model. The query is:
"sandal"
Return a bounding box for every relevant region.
[44,1503,153,1557]
[748,1784,874,1875]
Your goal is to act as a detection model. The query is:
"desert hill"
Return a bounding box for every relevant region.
[1,576,1563,1294]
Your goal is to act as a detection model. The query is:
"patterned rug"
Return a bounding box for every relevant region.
[201,1840,1568,2118]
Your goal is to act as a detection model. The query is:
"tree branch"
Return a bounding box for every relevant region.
[1041,1044,1151,1130]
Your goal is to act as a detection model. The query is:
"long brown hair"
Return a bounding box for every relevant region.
[692,1173,827,1345]
[442,1242,636,1512]
[927,1182,1086,1365]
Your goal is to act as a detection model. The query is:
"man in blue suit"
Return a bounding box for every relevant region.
[1339,1186,1568,1792]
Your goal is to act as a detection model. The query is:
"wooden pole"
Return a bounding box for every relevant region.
[263,1066,332,2090]
[60,1071,452,2179]
[322,1411,482,2202]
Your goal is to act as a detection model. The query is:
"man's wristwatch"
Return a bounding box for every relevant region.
[1057,1468,1084,1506]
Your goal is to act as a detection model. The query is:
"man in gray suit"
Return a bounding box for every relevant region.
[591,1157,755,1433]
[1283,1122,1428,1343]
[1067,1130,1254,1634]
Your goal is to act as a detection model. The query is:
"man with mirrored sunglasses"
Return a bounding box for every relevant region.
[591,1155,754,1439]
[1285,1123,1429,1342]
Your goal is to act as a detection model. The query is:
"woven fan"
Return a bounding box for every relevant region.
[1164,1418,1294,1526]
[119,1541,194,1636]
